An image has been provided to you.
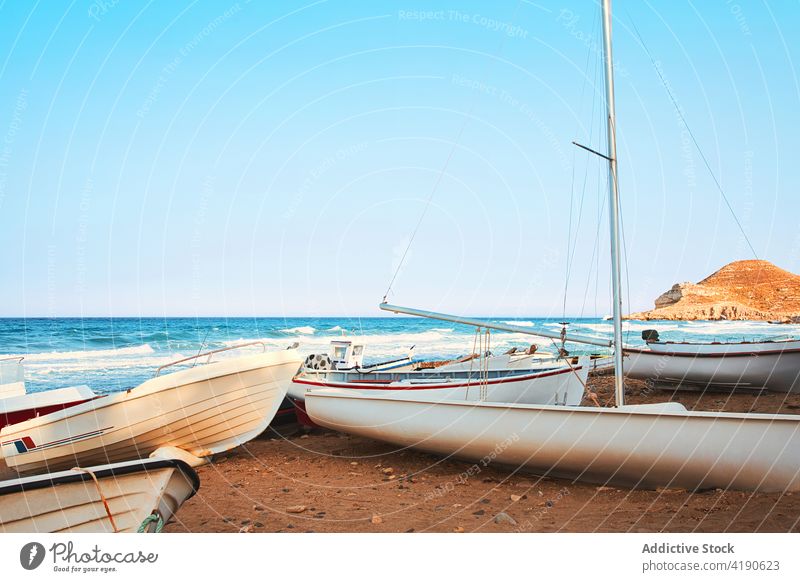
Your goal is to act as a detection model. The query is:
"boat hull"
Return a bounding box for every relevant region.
[306,391,800,492]
[0,350,302,474]
[291,364,587,406]
[0,458,198,533]
[0,386,97,429]
[624,345,800,393]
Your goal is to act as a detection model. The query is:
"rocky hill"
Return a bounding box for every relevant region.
[627,260,800,321]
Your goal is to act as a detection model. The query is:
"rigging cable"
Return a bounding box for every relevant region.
[563,7,602,319]
[626,14,759,260]
[383,1,526,303]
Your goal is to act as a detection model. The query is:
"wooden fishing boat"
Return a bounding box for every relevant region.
[624,336,800,393]
[0,455,199,532]
[0,344,302,474]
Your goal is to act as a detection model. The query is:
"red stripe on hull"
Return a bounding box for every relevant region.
[0,398,94,430]
[293,366,579,391]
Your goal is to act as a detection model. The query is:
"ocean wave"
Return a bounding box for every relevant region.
[8,343,156,362]
[279,326,316,335]
[500,320,536,327]
[326,325,345,332]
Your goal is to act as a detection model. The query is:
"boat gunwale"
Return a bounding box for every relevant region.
[294,365,581,390]
[0,458,200,497]
[623,345,800,358]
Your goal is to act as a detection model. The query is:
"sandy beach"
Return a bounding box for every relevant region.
[164,375,800,533]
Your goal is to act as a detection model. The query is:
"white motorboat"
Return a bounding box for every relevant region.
[624,333,800,392]
[0,344,303,474]
[0,357,98,429]
[303,0,800,493]
[0,455,199,532]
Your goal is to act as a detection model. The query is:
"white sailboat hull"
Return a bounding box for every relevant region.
[0,350,302,474]
[624,342,800,393]
[0,457,198,533]
[306,391,800,492]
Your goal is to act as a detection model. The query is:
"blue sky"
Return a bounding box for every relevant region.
[0,0,798,317]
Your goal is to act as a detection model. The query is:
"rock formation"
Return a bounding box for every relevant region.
[627,260,800,321]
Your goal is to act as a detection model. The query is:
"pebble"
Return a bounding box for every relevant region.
[253,505,265,511]
[239,524,254,533]
[371,515,383,524]
[472,510,485,516]
[286,505,307,514]
[381,467,394,475]
[510,494,522,502]
[494,512,518,526]
[453,526,465,533]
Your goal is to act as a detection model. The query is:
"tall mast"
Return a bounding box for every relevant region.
[601,0,625,406]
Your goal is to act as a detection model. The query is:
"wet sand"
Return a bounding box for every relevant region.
[162,375,800,533]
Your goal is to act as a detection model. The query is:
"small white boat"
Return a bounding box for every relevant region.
[624,333,800,393]
[305,390,800,492]
[1,344,303,474]
[0,455,199,532]
[1,385,98,429]
[290,359,588,426]
[0,357,98,429]
[294,361,588,405]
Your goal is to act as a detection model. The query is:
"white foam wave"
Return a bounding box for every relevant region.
[9,343,156,362]
[279,326,316,335]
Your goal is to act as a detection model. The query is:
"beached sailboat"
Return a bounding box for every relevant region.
[305,0,800,492]
[623,334,800,393]
[0,357,98,429]
[0,455,199,532]
[1,344,303,474]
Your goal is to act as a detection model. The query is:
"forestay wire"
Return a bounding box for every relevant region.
[627,15,759,260]
[383,1,526,302]
[382,116,471,302]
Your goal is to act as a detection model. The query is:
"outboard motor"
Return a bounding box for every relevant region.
[641,329,660,343]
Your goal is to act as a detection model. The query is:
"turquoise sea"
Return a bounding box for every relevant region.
[1,317,798,394]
